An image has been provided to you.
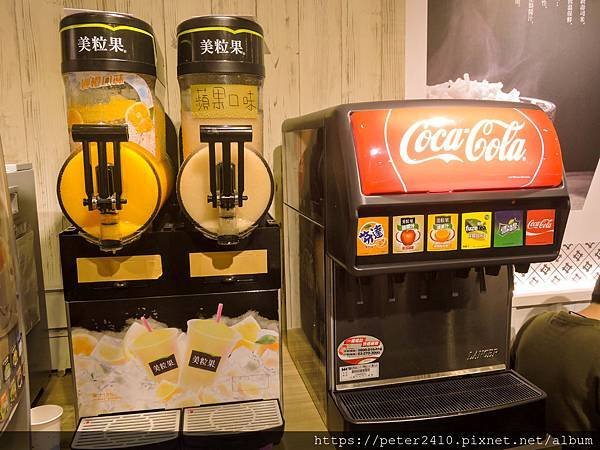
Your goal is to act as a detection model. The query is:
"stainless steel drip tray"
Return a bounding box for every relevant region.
[183,399,283,435]
[71,409,181,450]
[333,370,545,425]
[182,399,284,449]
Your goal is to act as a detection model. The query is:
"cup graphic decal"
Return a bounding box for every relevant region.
[179,319,241,390]
[129,328,180,383]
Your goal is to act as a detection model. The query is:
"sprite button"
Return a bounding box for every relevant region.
[494,210,523,247]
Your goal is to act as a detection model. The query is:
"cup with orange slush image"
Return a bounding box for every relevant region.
[179,304,241,390]
[433,228,453,242]
[128,318,181,383]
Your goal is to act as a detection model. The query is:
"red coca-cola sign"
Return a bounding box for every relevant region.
[350,105,564,195]
[526,209,556,246]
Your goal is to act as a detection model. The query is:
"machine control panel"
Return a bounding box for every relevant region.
[357,208,556,257]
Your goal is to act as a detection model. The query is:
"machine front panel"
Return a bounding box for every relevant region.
[68,291,281,419]
[333,265,510,389]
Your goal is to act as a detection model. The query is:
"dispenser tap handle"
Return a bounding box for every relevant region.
[200,125,252,210]
[477,267,487,292]
[72,124,128,214]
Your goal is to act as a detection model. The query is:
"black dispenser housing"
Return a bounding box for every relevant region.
[282,100,570,432]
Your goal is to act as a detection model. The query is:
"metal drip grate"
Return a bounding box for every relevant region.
[335,371,543,422]
[183,399,283,434]
[71,409,180,449]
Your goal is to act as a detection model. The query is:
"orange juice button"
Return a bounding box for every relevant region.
[427,214,458,251]
[357,217,389,256]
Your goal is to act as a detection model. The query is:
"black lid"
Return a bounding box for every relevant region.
[177,16,265,77]
[60,12,156,76]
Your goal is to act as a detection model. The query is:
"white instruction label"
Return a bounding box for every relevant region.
[339,362,379,382]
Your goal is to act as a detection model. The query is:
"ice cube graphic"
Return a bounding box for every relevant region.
[261,349,278,371]
[226,346,262,375]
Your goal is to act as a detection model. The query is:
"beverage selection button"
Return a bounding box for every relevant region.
[427,213,458,251]
[526,209,556,246]
[393,215,424,254]
[357,217,389,256]
[494,210,524,247]
[461,212,492,250]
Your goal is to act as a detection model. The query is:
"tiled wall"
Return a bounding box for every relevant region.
[515,241,600,291]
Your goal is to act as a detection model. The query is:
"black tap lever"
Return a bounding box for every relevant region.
[199,125,252,210]
[476,267,487,293]
[72,124,128,214]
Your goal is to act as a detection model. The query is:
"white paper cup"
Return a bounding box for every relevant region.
[31,405,63,450]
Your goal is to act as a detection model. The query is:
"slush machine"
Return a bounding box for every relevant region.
[58,12,283,449]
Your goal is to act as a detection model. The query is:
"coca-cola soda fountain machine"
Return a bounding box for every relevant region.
[282,100,569,431]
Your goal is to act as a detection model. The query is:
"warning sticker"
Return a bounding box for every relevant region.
[340,362,379,382]
[337,335,384,365]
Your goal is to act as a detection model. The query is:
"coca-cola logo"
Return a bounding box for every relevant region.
[350,106,564,196]
[525,209,556,246]
[527,218,554,230]
[399,119,527,165]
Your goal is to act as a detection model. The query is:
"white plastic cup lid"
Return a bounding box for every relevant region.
[31,405,64,426]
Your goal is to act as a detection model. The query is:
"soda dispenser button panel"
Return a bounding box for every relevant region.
[426,213,458,252]
[356,209,556,261]
[355,206,561,265]
[493,210,524,247]
[525,209,556,246]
